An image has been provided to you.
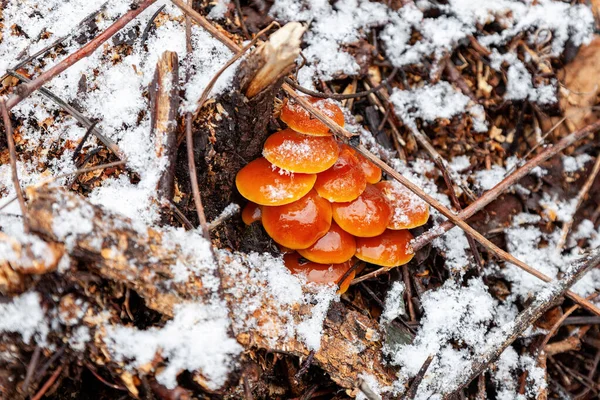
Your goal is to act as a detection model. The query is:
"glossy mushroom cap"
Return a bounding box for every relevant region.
[263,128,340,173]
[280,97,345,136]
[298,222,356,264]
[344,145,382,184]
[241,202,262,225]
[235,157,316,206]
[355,229,414,268]
[284,252,355,294]
[332,184,392,237]
[375,181,430,230]
[262,190,332,249]
[314,146,367,202]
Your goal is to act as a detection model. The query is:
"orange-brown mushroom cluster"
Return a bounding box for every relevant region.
[236,96,430,292]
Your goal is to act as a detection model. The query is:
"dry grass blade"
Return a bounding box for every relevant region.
[0,98,28,232]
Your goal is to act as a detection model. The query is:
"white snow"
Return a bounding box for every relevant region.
[0,292,49,344]
[380,281,406,325]
[105,301,242,390]
[390,81,488,133]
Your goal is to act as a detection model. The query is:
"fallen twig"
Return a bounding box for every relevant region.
[0,98,28,232]
[403,354,434,400]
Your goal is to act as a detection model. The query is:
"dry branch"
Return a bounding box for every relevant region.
[8,185,395,391]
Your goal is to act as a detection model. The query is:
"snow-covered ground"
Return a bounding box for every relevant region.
[1,0,599,398]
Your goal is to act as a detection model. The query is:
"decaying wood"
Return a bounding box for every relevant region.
[149,51,180,201]
[187,22,304,221]
[244,23,305,98]
[8,185,395,391]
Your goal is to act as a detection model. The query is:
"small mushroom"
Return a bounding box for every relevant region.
[332,184,392,237]
[235,157,316,206]
[314,145,367,202]
[284,252,355,294]
[241,202,262,225]
[263,128,340,173]
[262,190,332,249]
[298,221,356,264]
[375,181,430,229]
[355,229,414,268]
[344,145,382,184]
[279,96,345,136]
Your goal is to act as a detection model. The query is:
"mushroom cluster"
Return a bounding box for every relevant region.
[236,96,430,291]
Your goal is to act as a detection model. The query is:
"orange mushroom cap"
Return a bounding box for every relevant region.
[344,145,382,184]
[375,181,430,230]
[355,229,414,268]
[262,190,332,249]
[241,202,262,225]
[284,252,355,294]
[263,128,340,173]
[314,146,367,202]
[280,97,345,136]
[298,221,356,264]
[332,184,392,237]
[236,157,316,206]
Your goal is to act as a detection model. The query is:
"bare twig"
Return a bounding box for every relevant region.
[442,248,600,399]
[22,346,41,393]
[208,204,241,230]
[0,98,28,232]
[403,355,434,400]
[170,0,239,52]
[31,365,63,400]
[141,4,166,44]
[556,155,600,251]
[5,0,157,111]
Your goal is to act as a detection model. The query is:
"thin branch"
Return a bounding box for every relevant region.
[403,355,434,400]
[170,0,239,52]
[556,155,600,251]
[233,0,250,39]
[442,248,600,399]
[0,98,28,232]
[141,4,166,44]
[4,0,157,111]
[31,365,63,400]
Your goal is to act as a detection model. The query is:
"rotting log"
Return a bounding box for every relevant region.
[5,185,396,392]
[179,23,305,222]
